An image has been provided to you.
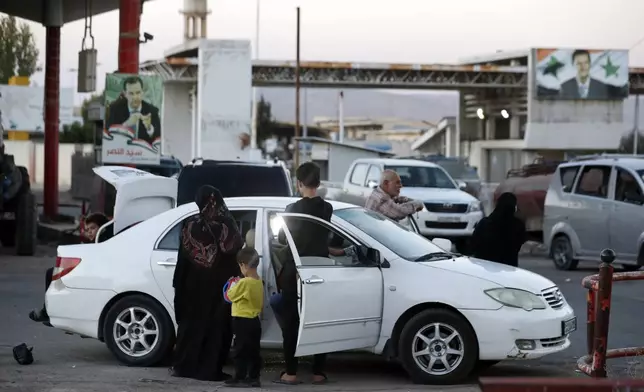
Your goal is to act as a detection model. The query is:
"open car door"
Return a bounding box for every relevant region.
[93,166,178,234]
[276,212,384,357]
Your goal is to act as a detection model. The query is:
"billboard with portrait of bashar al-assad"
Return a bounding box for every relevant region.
[534,48,629,101]
[102,73,163,164]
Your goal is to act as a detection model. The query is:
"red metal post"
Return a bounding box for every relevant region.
[118,0,141,74]
[43,26,61,219]
[590,258,614,377]
[586,288,595,356]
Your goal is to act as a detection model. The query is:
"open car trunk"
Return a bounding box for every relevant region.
[92,166,178,235]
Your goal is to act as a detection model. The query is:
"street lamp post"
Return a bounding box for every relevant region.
[250,0,260,151]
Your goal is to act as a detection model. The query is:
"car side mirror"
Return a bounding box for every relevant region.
[456,180,467,190]
[357,245,383,266]
[367,180,378,189]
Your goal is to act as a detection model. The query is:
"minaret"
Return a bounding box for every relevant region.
[181,0,210,41]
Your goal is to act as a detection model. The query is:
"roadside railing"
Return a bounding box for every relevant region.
[577,248,644,377]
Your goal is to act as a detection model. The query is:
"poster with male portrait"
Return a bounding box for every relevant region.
[102,73,163,164]
[534,48,629,101]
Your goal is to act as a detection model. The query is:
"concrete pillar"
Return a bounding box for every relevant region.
[42,0,63,219]
[118,0,141,74]
[486,117,496,140]
[445,125,452,157]
[510,102,520,139]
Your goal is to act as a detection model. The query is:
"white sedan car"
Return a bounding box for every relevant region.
[45,166,575,385]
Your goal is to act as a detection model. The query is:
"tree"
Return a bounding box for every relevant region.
[256,95,276,142]
[0,15,39,83]
[59,121,95,144]
[618,130,644,154]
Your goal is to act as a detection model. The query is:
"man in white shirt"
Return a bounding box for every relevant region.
[559,49,609,100]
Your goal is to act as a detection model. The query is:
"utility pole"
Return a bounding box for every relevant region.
[294,7,301,169]
[250,0,260,150]
[634,94,640,155]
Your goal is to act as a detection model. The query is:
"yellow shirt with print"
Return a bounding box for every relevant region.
[227,277,264,318]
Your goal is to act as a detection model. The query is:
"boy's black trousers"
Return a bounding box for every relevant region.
[231,316,262,380]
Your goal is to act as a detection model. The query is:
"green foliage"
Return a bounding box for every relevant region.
[618,130,644,154]
[0,15,39,84]
[257,95,276,141]
[59,121,95,144]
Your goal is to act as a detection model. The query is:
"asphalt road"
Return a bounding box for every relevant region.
[0,246,641,391]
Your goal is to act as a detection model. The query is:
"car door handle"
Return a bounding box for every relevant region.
[304,276,325,285]
[157,258,176,266]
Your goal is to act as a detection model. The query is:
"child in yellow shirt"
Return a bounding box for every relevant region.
[225,247,264,388]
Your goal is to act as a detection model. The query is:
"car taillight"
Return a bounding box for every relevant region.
[52,257,81,281]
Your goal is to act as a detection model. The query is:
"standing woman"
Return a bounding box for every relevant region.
[471,192,527,267]
[171,186,244,381]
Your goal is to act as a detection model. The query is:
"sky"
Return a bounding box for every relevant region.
[22,0,644,104]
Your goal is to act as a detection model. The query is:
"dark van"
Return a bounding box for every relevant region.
[177,159,293,206]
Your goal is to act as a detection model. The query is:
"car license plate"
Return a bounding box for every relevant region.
[562,317,577,335]
[437,216,460,223]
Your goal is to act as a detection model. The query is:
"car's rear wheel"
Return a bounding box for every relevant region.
[103,295,174,367]
[398,308,478,384]
[551,235,579,271]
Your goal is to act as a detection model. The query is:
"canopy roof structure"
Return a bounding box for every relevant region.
[0,0,121,24]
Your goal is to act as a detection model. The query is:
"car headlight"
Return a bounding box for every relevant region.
[484,288,547,311]
[468,201,482,212]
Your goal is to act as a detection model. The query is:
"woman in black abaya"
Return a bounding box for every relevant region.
[471,192,527,267]
[171,186,243,381]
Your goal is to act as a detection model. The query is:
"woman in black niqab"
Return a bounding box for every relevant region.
[171,186,243,381]
[471,192,527,267]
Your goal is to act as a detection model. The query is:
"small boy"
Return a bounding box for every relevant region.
[225,247,264,388]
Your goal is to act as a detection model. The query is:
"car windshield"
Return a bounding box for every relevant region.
[384,165,456,189]
[437,161,479,180]
[334,208,445,261]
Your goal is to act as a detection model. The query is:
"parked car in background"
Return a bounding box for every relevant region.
[326,158,483,251]
[176,158,293,205]
[46,174,575,384]
[494,158,563,243]
[398,155,482,198]
[544,154,644,271]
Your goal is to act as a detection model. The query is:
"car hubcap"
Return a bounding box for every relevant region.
[553,240,570,266]
[113,307,159,357]
[412,322,464,376]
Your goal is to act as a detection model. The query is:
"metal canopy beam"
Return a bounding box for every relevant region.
[140,58,644,93]
[0,0,121,24]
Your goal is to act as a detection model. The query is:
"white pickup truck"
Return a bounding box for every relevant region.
[323,158,484,250]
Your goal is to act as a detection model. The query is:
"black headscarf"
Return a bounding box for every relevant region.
[489,192,517,224]
[471,192,526,266]
[181,186,242,268]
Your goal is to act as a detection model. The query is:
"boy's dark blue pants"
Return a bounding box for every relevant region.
[231,316,262,380]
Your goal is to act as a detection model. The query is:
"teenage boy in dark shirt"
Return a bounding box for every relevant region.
[274,162,331,385]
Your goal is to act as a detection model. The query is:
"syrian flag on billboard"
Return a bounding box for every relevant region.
[535,48,629,100]
[103,124,161,153]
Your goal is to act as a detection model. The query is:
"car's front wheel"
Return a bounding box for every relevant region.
[103,295,175,367]
[551,235,579,271]
[398,308,478,384]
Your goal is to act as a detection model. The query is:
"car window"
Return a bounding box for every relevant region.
[384,165,456,189]
[334,207,443,261]
[559,166,580,193]
[349,164,369,186]
[574,165,611,199]
[269,212,374,268]
[365,165,382,186]
[615,167,644,205]
[156,209,258,251]
[177,165,291,205]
